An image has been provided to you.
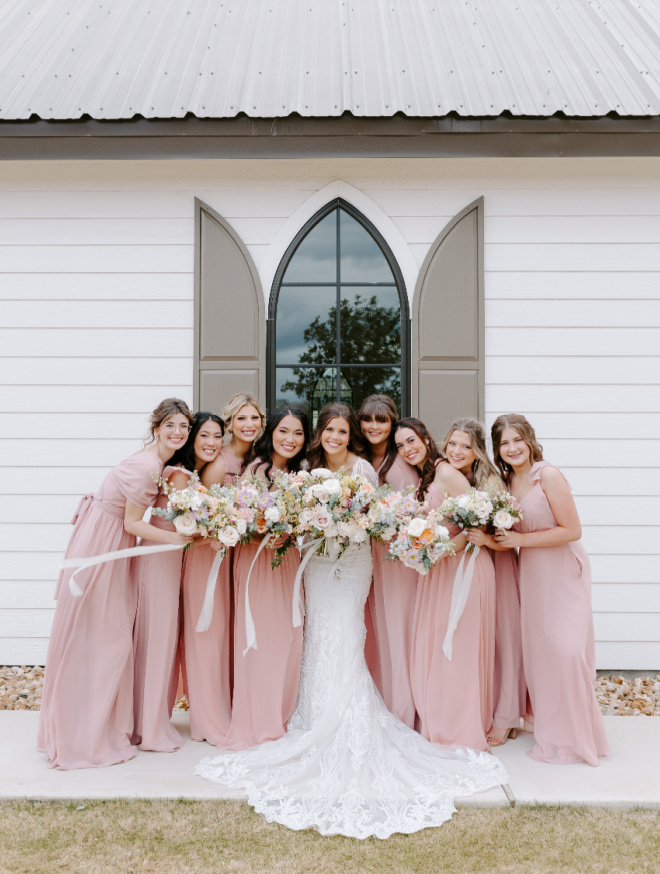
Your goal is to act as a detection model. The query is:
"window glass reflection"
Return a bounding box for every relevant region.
[340,287,401,364]
[340,367,401,414]
[281,212,337,283]
[339,209,395,283]
[276,367,349,428]
[276,287,337,365]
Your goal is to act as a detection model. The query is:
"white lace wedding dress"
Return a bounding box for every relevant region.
[196,459,508,839]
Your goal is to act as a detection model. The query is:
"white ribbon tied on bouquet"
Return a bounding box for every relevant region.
[61,543,185,597]
[291,537,323,630]
[241,535,274,656]
[442,544,480,660]
[195,547,226,633]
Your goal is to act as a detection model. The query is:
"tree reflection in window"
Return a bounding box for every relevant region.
[270,202,408,425]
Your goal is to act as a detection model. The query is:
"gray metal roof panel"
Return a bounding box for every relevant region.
[1,0,659,121]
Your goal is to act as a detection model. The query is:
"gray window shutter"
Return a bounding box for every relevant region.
[411,197,484,442]
[194,198,265,411]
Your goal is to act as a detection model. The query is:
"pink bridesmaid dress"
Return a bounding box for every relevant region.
[37,452,162,769]
[367,454,420,727]
[180,447,240,745]
[220,538,303,749]
[516,461,609,766]
[131,466,192,752]
[489,548,527,733]
[410,475,496,752]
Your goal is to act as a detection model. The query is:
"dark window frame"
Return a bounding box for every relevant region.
[267,197,411,416]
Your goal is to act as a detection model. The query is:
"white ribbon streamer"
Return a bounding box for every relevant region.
[61,543,185,597]
[242,536,274,656]
[291,538,323,628]
[442,544,480,661]
[195,548,226,633]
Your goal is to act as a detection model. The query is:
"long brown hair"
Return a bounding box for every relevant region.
[491,414,544,481]
[307,403,365,471]
[440,417,500,489]
[358,394,399,485]
[394,417,441,501]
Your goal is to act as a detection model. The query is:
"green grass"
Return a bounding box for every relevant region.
[1,800,659,873]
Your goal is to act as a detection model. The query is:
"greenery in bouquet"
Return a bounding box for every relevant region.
[440,487,494,551]
[386,508,454,574]
[486,484,524,531]
[294,468,377,559]
[236,474,300,568]
[366,486,420,545]
[151,473,217,540]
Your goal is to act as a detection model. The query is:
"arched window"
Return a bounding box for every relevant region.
[268,199,409,424]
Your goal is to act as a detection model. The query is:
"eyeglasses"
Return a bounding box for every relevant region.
[163,422,191,433]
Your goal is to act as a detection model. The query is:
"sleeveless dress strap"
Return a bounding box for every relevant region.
[528,460,572,490]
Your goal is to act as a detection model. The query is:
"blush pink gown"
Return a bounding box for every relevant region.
[366,454,420,728]
[220,538,303,750]
[131,466,191,752]
[410,474,496,752]
[180,447,240,745]
[516,461,609,766]
[489,548,527,732]
[37,452,162,769]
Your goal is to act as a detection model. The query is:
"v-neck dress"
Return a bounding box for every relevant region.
[515,461,609,766]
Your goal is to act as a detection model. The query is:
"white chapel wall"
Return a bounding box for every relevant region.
[0,156,658,668]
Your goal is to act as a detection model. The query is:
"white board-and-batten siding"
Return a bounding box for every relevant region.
[0,157,658,668]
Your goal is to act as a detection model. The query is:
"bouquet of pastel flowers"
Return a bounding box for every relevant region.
[294,468,377,559]
[386,507,455,574]
[365,486,420,545]
[152,474,218,539]
[486,485,524,532]
[440,487,495,551]
[235,473,302,568]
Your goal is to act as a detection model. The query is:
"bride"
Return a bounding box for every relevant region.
[196,403,508,839]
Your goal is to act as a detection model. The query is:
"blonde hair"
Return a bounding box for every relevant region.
[146,398,194,444]
[440,417,500,489]
[491,414,544,481]
[221,392,266,442]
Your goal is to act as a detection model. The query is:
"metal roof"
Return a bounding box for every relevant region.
[1,0,659,121]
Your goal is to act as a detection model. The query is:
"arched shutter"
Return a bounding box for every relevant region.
[194,198,265,411]
[412,197,484,440]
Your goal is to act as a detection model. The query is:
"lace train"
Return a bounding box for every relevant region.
[196,537,507,839]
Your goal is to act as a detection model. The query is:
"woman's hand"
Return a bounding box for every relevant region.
[271,534,288,549]
[465,528,490,548]
[166,531,194,547]
[493,529,524,549]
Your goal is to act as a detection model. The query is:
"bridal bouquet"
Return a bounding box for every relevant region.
[486,486,524,531]
[386,508,454,574]
[294,468,376,559]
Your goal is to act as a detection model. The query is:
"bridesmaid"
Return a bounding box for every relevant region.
[131,411,223,752]
[443,418,526,747]
[220,407,310,749]
[359,395,419,728]
[37,398,194,769]
[395,417,496,752]
[181,392,265,745]
[491,414,609,766]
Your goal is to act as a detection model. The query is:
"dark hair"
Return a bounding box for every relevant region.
[394,417,442,501]
[491,414,544,481]
[358,394,399,485]
[170,412,224,472]
[307,403,365,471]
[251,407,310,480]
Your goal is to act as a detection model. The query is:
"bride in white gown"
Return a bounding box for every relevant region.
[196,404,508,839]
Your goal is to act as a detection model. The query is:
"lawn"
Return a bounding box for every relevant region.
[1,800,658,874]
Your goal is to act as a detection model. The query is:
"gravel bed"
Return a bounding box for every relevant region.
[2,666,659,715]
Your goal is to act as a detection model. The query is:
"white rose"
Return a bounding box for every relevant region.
[314,511,333,529]
[299,509,313,525]
[351,527,368,543]
[457,495,470,509]
[217,526,240,547]
[236,519,247,536]
[323,478,342,494]
[173,512,197,536]
[337,520,358,538]
[434,525,450,540]
[265,506,280,523]
[407,517,427,538]
[381,525,397,542]
[312,468,333,479]
[493,510,515,530]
